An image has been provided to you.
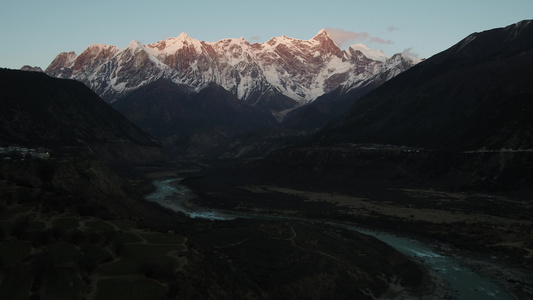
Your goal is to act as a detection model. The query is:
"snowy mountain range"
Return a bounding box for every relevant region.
[44,29,421,113]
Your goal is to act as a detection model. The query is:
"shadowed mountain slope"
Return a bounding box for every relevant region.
[0,68,167,166]
[0,70,441,300]
[111,79,280,157]
[112,79,277,141]
[316,20,533,151]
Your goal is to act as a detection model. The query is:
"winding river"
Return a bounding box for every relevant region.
[145,178,233,220]
[146,178,514,299]
[352,227,512,299]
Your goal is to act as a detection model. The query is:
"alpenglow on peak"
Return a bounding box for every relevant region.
[45,30,421,109]
[312,28,332,39]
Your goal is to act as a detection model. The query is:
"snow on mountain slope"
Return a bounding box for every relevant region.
[349,44,388,62]
[45,29,420,110]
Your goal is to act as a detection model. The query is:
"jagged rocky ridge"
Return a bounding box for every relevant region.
[45,30,420,113]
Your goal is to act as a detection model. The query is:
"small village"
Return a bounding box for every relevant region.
[0,145,50,160]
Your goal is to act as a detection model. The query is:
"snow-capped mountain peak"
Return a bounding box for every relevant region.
[312,28,332,41]
[87,43,118,51]
[45,31,421,110]
[45,51,78,78]
[124,40,146,52]
[349,44,388,62]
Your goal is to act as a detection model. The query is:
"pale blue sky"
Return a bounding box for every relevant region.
[1,0,531,69]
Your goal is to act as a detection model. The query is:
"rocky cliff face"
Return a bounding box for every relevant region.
[45,30,420,112]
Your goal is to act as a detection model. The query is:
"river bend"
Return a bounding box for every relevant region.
[146,178,514,299]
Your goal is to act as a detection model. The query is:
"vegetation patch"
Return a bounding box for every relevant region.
[4,205,30,219]
[43,267,81,299]
[52,217,79,230]
[99,244,181,276]
[28,221,47,231]
[85,245,113,264]
[0,264,33,300]
[94,277,166,300]
[85,220,115,232]
[109,219,138,231]
[0,221,12,236]
[44,243,80,265]
[117,232,144,243]
[139,233,186,244]
[0,241,32,263]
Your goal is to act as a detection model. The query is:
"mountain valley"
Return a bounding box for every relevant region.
[2,20,533,299]
[182,20,533,298]
[43,30,420,158]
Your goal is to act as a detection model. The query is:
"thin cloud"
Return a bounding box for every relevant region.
[325,28,393,48]
[387,25,400,32]
[250,35,261,41]
[369,36,394,44]
[402,47,420,58]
